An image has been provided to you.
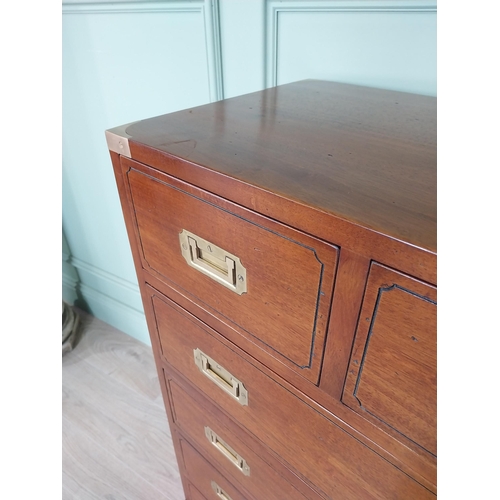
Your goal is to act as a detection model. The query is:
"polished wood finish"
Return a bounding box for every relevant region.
[107,80,437,499]
[143,271,436,493]
[343,263,437,457]
[180,439,247,500]
[123,80,436,253]
[123,158,337,383]
[152,290,433,499]
[188,484,208,500]
[167,375,322,500]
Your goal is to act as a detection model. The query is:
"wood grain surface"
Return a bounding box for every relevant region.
[179,438,247,500]
[168,378,322,500]
[62,309,184,500]
[151,291,434,499]
[124,158,337,384]
[343,263,437,457]
[106,80,437,500]
[117,80,436,253]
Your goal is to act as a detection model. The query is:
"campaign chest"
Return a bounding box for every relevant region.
[106,80,437,499]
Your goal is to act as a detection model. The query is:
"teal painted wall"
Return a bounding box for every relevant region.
[62,0,436,345]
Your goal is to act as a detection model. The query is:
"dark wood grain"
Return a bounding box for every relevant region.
[151,289,434,499]
[143,270,436,491]
[110,149,193,500]
[168,377,323,500]
[187,484,208,500]
[179,438,248,500]
[319,248,371,399]
[107,81,437,500]
[343,263,437,457]
[116,80,436,254]
[123,157,337,384]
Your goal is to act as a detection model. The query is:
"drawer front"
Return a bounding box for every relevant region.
[188,484,209,500]
[123,157,337,384]
[180,438,248,500]
[343,263,437,457]
[151,288,435,499]
[167,377,320,500]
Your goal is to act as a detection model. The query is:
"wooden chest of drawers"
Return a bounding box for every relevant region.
[106,80,437,499]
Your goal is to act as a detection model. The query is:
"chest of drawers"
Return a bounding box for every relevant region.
[106,80,437,499]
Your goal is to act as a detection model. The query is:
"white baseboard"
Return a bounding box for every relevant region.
[78,283,151,346]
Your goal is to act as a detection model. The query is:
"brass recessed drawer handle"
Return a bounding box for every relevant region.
[194,348,248,406]
[179,229,247,295]
[205,426,250,476]
[211,481,233,500]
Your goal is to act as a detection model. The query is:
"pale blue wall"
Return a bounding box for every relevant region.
[62,0,436,345]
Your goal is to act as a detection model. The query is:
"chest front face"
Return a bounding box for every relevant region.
[107,80,437,500]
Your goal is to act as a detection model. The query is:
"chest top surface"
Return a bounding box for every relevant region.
[107,80,436,252]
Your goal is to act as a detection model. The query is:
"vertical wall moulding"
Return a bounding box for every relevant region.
[62,0,223,102]
[264,0,437,88]
[203,0,224,101]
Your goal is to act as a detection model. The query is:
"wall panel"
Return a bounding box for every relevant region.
[267,0,436,95]
[62,0,219,342]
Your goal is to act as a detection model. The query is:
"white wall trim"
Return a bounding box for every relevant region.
[62,1,224,105]
[62,272,79,290]
[265,0,437,87]
[79,283,150,344]
[71,257,140,295]
[202,0,224,101]
[79,283,145,318]
[62,271,79,305]
[62,1,203,14]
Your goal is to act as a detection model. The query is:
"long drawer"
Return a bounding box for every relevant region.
[123,157,337,384]
[167,375,322,500]
[150,287,435,499]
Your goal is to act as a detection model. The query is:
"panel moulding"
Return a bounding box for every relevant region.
[62,0,224,103]
[265,0,437,87]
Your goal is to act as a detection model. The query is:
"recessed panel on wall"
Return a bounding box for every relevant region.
[63,3,212,277]
[272,2,436,96]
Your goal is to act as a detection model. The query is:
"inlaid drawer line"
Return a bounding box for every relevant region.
[127,166,330,371]
[351,282,437,458]
[155,288,435,490]
[165,368,435,496]
[167,377,327,500]
[147,277,327,372]
[126,166,325,263]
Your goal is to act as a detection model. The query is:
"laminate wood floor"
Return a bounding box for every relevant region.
[62,308,185,500]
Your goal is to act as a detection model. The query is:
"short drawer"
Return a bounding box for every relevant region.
[180,438,247,500]
[343,263,437,457]
[168,377,321,500]
[150,288,435,499]
[123,157,337,384]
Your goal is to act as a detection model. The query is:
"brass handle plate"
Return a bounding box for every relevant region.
[179,229,247,295]
[211,481,233,500]
[194,348,248,406]
[205,426,250,476]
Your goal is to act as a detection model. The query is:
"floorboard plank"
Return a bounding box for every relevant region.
[62,309,184,500]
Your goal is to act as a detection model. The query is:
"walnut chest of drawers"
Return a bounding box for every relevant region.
[106,80,437,500]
